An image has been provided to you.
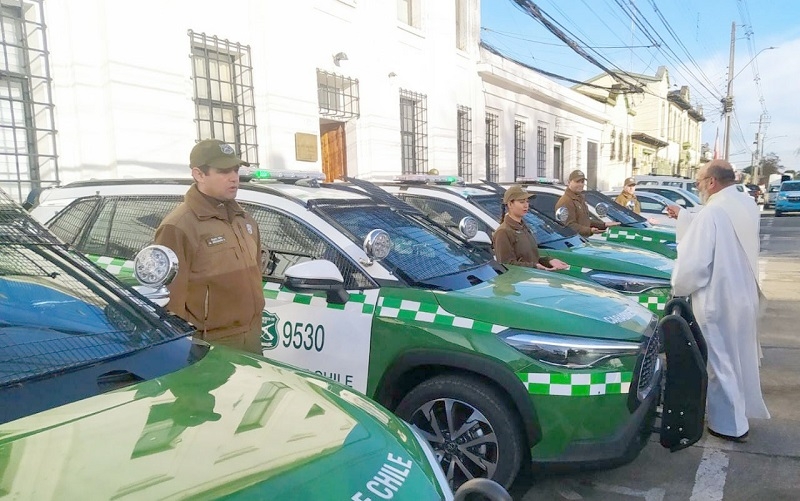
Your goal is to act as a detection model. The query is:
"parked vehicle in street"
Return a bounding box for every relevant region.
[378,176,675,315]
[632,185,703,210]
[27,172,704,488]
[745,183,765,205]
[775,180,800,217]
[2,188,493,500]
[510,179,677,258]
[765,182,781,209]
[633,175,698,196]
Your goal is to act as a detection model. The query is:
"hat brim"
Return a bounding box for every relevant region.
[505,193,535,203]
[206,157,250,170]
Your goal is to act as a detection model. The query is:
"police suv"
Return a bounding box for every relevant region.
[28,171,706,488]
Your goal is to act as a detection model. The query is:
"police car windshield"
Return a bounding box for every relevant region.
[319,204,496,287]
[584,191,647,226]
[0,208,194,387]
[469,195,572,245]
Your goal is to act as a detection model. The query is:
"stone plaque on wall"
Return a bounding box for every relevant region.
[295,132,318,162]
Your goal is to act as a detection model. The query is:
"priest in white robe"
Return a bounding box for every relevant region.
[669,159,770,442]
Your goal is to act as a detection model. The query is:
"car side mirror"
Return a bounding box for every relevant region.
[284,260,349,304]
[677,199,686,207]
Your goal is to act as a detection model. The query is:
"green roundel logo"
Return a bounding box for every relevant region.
[261,311,280,350]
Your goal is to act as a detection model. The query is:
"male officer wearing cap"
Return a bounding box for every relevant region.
[615,177,641,213]
[493,185,569,270]
[155,139,265,354]
[555,170,618,237]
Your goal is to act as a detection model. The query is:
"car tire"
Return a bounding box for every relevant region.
[394,374,525,489]
[775,210,783,217]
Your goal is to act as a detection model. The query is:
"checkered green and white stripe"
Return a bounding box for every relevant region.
[578,265,668,314]
[519,371,632,396]
[262,282,378,314]
[376,296,506,334]
[603,228,670,245]
[89,254,135,281]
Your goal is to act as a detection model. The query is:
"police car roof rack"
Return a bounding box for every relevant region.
[243,168,325,186]
[515,177,562,185]
[394,174,465,186]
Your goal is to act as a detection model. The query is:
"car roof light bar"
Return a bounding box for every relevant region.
[248,169,326,181]
[395,174,464,185]
[515,177,561,185]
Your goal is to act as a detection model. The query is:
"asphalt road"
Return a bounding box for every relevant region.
[510,211,800,501]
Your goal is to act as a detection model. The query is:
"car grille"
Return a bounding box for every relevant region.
[637,327,661,396]
[788,196,800,202]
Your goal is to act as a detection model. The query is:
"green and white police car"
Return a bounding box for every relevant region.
[517,179,678,259]
[378,177,675,316]
[29,171,704,488]
[2,188,497,501]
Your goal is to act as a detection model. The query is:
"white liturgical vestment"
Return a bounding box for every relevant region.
[672,184,770,437]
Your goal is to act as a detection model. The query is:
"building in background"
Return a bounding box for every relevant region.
[2,1,700,202]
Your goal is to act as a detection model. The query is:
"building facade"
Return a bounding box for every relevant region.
[2,0,700,203]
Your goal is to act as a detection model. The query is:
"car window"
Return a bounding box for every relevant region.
[584,191,644,224]
[469,194,572,244]
[50,196,182,260]
[320,204,484,286]
[399,195,493,235]
[241,202,373,290]
[638,197,666,213]
[0,243,178,387]
[47,197,101,245]
[528,192,559,217]
[781,181,800,191]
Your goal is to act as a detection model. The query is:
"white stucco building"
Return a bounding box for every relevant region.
[1,0,631,202]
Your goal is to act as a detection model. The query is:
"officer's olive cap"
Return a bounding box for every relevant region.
[503,185,534,204]
[190,139,250,170]
[568,170,587,182]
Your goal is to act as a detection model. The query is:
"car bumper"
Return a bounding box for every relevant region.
[530,368,661,471]
[775,200,800,212]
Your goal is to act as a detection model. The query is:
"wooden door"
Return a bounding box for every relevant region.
[320,122,346,182]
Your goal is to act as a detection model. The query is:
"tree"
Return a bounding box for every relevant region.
[752,153,783,185]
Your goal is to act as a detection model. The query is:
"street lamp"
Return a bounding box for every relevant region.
[722,31,777,161]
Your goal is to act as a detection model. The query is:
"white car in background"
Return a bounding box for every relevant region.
[602,191,677,228]
[630,185,703,211]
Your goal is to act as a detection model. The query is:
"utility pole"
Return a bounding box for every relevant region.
[723,22,735,161]
[753,115,764,184]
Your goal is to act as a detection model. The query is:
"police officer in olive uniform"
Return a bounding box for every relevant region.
[555,170,619,237]
[493,185,569,270]
[155,139,265,354]
[615,177,642,213]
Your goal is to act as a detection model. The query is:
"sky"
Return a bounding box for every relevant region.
[481,0,800,173]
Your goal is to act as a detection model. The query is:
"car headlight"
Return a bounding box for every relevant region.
[408,424,454,500]
[499,329,641,369]
[777,194,787,201]
[587,271,671,293]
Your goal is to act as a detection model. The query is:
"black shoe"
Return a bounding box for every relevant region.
[707,427,749,443]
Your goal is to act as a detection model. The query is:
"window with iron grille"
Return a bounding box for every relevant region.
[457,105,472,181]
[536,125,547,177]
[399,89,428,174]
[514,120,526,179]
[317,70,360,120]
[485,113,499,182]
[189,30,258,166]
[0,1,58,203]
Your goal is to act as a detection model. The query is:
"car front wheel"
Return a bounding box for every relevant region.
[394,374,525,489]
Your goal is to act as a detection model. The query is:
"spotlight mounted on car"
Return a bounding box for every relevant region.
[134,245,179,288]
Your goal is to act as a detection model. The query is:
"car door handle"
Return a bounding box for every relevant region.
[97,370,144,392]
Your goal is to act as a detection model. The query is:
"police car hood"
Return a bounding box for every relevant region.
[565,239,674,277]
[434,266,654,340]
[0,347,444,500]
